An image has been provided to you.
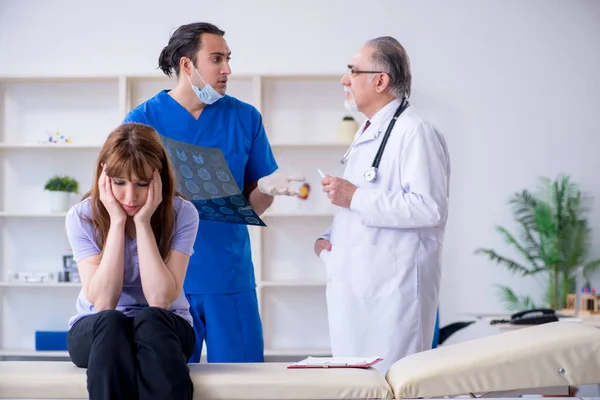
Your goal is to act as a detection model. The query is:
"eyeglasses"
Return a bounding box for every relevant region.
[346,65,385,78]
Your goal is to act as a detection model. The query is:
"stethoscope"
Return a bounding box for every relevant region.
[340,98,410,183]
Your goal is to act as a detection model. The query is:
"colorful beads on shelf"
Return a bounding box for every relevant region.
[39,131,72,145]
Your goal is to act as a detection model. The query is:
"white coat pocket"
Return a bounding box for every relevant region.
[319,249,331,262]
[349,245,399,298]
[320,249,335,282]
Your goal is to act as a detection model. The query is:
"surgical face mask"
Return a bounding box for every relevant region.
[187,66,223,105]
[344,86,358,113]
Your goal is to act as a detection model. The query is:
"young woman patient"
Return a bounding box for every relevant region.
[65,122,199,400]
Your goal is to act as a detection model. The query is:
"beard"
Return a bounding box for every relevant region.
[344,98,358,112]
[344,87,358,112]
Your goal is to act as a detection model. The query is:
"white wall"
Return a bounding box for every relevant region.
[1,0,600,327]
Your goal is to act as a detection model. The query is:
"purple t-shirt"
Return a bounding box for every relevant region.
[65,196,199,329]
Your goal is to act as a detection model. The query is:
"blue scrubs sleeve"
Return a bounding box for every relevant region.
[122,109,147,124]
[245,110,278,184]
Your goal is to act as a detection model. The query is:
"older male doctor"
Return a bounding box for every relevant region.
[315,36,451,374]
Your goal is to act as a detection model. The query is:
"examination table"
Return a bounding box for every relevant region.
[0,321,598,399]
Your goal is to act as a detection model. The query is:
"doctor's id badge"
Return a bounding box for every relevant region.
[160,135,266,227]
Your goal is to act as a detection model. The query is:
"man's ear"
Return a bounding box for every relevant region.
[180,57,192,76]
[375,73,390,94]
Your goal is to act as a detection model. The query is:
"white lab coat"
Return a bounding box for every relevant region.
[319,98,450,374]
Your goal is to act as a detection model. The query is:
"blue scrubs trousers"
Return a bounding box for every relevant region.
[185,290,264,363]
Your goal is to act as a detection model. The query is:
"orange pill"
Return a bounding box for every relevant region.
[298,183,310,200]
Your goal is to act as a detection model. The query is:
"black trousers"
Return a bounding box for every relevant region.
[68,307,195,400]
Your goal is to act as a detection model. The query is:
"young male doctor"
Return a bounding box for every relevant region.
[124,22,304,364]
[315,36,451,374]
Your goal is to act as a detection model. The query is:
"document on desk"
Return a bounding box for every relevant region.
[288,356,383,369]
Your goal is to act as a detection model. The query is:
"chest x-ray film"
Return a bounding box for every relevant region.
[160,135,266,227]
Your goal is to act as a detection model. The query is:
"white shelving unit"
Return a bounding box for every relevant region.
[0,72,361,361]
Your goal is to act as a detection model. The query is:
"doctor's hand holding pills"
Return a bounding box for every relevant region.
[258,171,307,196]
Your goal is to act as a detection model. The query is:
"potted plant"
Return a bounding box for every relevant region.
[475,175,600,311]
[44,175,79,213]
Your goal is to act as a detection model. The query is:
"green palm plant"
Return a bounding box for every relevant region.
[475,175,600,311]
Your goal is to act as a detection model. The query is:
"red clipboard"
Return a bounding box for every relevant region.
[287,357,383,369]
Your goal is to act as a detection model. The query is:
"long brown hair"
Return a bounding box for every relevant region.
[83,123,178,260]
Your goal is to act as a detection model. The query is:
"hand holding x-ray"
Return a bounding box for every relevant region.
[258,171,306,196]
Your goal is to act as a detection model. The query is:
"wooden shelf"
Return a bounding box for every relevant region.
[0,72,342,356]
[0,143,101,150]
[260,281,326,288]
[263,212,334,218]
[0,349,69,358]
[0,142,348,150]
[0,212,333,218]
[264,348,330,356]
[0,281,325,289]
[0,73,340,81]
[0,348,329,359]
[270,142,350,148]
[0,212,68,218]
[0,282,80,288]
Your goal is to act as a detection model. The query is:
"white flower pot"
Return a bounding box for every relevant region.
[48,191,70,213]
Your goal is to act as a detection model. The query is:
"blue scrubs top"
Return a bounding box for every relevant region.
[123,91,278,294]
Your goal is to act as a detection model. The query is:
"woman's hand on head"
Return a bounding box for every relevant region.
[134,170,163,225]
[98,166,127,225]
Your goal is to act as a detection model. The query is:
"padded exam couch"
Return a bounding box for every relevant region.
[1,321,599,399]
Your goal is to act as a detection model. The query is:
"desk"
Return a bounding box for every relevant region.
[477,312,600,331]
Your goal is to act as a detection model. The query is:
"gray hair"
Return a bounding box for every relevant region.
[366,36,411,99]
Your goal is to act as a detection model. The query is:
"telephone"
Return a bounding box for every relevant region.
[510,308,558,325]
[491,309,558,325]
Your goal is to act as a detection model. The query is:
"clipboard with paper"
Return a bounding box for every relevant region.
[160,135,266,227]
[287,356,383,369]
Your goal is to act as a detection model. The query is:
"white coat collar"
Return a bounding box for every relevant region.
[357,97,403,143]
